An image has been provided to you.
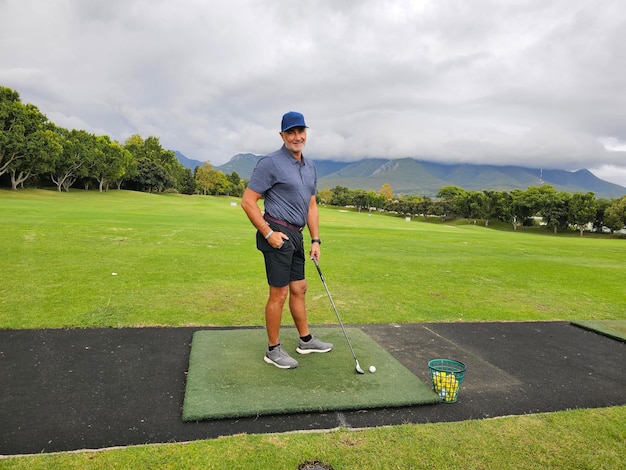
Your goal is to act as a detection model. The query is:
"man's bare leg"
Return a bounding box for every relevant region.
[265,285,289,346]
[289,279,310,338]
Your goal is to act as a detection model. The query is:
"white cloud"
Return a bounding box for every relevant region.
[1,0,625,188]
[599,137,626,152]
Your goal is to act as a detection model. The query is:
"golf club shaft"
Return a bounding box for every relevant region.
[312,258,360,363]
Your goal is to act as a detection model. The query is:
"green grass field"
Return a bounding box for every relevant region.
[1,189,624,468]
[1,189,624,329]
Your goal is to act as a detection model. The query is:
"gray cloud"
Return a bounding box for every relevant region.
[1,0,625,186]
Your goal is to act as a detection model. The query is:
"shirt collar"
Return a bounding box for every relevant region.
[281,145,305,165]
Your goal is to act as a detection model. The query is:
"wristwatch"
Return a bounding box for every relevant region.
[311,239,322,245]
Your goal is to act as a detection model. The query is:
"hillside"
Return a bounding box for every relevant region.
[176,152,626,199]
[174,151,204,170]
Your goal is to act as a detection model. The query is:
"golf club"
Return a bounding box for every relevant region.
[311,257,364,374]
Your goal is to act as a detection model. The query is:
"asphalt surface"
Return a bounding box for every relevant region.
[1,321,624,455]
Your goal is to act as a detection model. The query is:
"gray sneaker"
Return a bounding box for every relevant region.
[264,344,298,369]
[296,335,333,354]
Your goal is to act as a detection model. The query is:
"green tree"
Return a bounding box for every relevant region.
[329,186,352,206]
[568,192,597,236]
[366,190,384,211]
[454,191,487,222]
[195,162,229,195]
[114,147,137,190]
[208,170,229,195]
[179,168,196,195]
[123,134,180,192]
[123,134,144,157]
[225,171,244,197]
[436,186,467,219]
[352,189,368,212]
[523,186,545,215]
[436,185,466,201]
[50,129,96,191]
[0,86,24,176]
[143,136,184,190]
[8,124,61,189]
[417,196,434,218]
[509,189,535,230]
[195,162,215,195]
[93,136,130,192]
[592,198,612,231]
[429,199,448,218]
[383,199,401,214]
[0,87,50,182]
[400,195,424,216]
[482,190,509,226]
[534,186,569,233]
[604,196,626,231]
[130,157,173,193]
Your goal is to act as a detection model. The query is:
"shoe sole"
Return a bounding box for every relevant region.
[264,355,298,369]
[296,347,332,355]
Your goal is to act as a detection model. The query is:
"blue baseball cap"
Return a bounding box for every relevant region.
[281,111,308,132]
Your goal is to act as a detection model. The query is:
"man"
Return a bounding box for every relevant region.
[241,111,333,369]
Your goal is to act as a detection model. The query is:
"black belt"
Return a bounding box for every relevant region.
[264,214,304,232]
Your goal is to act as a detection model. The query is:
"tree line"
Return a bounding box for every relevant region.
[3,85,625,233]
[320,184,626,235]
[0,86,245,196]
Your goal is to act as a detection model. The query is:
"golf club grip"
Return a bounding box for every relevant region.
[312,258,324,281]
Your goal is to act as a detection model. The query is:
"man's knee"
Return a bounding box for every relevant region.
[269,285,289,303]
[289,280,307,297]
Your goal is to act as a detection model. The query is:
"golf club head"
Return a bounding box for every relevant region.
[355,360,365,374]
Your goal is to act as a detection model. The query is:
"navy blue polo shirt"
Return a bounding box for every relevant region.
[247,145,317,227]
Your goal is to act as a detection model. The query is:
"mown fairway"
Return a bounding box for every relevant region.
[1,189,624,329]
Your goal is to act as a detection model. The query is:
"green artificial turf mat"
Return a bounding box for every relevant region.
[571,320,626,342]
[182,327,439,421]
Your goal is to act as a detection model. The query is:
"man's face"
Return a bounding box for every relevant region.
[280,127,307,156]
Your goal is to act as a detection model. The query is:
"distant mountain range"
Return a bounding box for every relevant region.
[174,151,204,170]
[175,151,626,199]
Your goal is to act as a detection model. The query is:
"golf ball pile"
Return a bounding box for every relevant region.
[432,371,460,402]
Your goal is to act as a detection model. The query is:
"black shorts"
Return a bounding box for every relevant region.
[256,223,305,287]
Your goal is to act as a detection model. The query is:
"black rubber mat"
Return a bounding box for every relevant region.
[1,322,624,455]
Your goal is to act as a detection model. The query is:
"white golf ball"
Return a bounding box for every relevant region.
[369,365,376,373]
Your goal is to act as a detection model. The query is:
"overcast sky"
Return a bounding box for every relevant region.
[2,0,626,187]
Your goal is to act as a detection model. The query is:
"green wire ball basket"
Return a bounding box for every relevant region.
[428,359,467,403]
